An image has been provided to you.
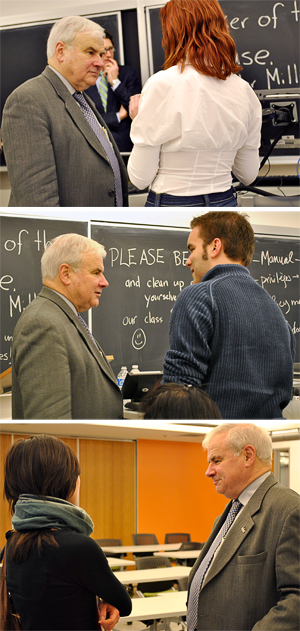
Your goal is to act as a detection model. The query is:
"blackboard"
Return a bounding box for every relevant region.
[248,235,300,362]
[0,216,88,375]
[91,223,192,375]
[91,224,300,377]
[147,1,300,89]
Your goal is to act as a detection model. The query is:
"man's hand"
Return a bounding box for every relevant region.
[98,601,120,630]
[119,105,128,120]
[129,94,141,120]
[104,59,119,85]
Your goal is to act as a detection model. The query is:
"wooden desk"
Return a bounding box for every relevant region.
[103,543,182,556]
[119,590,187,628]
[113,566,190,584]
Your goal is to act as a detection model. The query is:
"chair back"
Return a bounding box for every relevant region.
[165,533,191,544]
[136,556,172,570]
[135,556,174,593]
[132,533,159,545]
[179,541,203,551]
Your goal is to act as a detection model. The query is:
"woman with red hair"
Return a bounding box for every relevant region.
[128,0,262,207]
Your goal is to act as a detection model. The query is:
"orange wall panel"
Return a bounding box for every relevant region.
[137,439,227,543]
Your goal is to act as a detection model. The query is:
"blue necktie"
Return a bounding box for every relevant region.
[187,499,243,631]
[73,91,123,207]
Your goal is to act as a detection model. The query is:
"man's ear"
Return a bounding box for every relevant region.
[55,41,67,62]
[243,444,256,468]
[59,263,72,286]
[210,238,222,258]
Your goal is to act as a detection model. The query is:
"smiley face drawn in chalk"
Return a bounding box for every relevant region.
[132,328,146,350]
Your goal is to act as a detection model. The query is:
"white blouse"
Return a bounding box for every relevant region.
[128,65,262,195]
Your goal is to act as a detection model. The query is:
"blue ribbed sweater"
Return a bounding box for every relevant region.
[163,265,295,419]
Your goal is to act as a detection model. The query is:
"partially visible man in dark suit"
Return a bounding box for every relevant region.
[85,30,141,155]
[187,423,300,631]
[12,233,123,420]
[1,16,128,206]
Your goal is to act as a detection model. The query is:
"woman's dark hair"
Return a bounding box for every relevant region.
[140,383,222,419]
[160,0,242,80]
[4,435,80,515]
[4,435,81,562]
[191,211,255,267]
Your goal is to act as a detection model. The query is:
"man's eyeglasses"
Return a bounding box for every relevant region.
[104,46,115,54]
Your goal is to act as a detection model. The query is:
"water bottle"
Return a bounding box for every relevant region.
[131,365,140,374]
[117,366,128,389]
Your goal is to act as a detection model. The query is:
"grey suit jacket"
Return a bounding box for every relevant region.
[1,66,128,207]
[12,287,123,419]
[187,473,300,631]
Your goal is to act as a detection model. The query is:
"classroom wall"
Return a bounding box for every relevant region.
[0,0,124,17]
[272,439,300,495]
[136,437,300,542]
[137,439,228,543]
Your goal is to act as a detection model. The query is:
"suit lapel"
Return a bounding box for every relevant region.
[106,84,115,109]
[201,511,255,588]
[39,287,117,386]
[42,67,110,163]
[189,474,279,592]
[188,502,232,589]
[73,314,118,383]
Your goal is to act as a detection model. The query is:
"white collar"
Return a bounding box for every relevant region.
[48,65,77,95]
[49,288,78,315]
[238,471,272,507]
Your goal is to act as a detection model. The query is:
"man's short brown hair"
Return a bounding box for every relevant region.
[191,211,255,267]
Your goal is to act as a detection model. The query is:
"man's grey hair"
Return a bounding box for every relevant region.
[202,423,273,465]
[47,15,105,59]
[41,233,106,280]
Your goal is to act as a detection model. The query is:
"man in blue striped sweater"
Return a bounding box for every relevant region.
[163,211,295,419]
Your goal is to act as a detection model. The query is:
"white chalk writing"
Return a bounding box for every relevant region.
[261,250,294,266]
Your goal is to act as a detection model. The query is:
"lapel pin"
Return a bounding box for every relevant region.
[241,526,247,532]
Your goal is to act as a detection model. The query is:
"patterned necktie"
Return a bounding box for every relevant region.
[98,72,108,111]
[77,312,101,354]
[73,91,123,207]
[187,499,243,631]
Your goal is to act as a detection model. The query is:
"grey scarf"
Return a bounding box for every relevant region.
[12,494,94,536]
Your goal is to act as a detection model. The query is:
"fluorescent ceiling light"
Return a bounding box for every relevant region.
[86,421,214,434]
[271,428,300,436]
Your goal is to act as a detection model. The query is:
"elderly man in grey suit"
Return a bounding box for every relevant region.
[187,423,300,631]
[1,16,128,207]
[12,233,123,419]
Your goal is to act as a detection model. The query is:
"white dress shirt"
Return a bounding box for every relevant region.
[128,64,262,195]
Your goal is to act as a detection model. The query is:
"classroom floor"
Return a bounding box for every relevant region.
[115,621,185,631]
